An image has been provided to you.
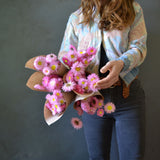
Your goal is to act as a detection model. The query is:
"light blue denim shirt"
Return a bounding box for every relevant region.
[58,1,147,87]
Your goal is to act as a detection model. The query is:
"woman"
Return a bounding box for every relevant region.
[58,0,147,159]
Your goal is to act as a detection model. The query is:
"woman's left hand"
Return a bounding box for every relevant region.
[95,60,124,89]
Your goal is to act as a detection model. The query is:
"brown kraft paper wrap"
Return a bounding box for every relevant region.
[26,71,76,125]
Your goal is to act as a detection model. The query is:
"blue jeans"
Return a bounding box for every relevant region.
[82,79,145,160]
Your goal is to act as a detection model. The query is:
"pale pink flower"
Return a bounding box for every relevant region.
[34,84,46,90]
[71,117,83,130]
[71,62,85,75]
[78,78,88,88]
[74,73,84,82]
[104,102,116,114]
[81,58,92,67]
[62,57,72,68]
[46,53,57,63]
[53,89,63,99]
[87,73,99,82]
[34,56,46,71]
[68,51,77,62]
[84,82,92,93]
[87,47,97,56]
[49,61,59,73]
[62,81,76,92]
[47,78,58,91]
[97,99,104,108]
[66,70,74,82]
[42,76,50,87]
[42,66,52,76]
[81,100,90,112]
[77,50,86,58]
[97,108,104,117]
[90,79,98,92]
[47,94,58,104]
[58,97,66,105]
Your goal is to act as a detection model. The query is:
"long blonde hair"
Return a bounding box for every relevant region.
[80,0,135,31]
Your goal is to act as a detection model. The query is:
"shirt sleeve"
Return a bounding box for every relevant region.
[116,2,147,74]
[58,13,78,67]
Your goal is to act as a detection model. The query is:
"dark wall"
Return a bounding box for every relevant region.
[0,0,159,160]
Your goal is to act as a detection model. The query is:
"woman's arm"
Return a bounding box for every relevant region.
[96,2,147,89]
[116,2,147,73]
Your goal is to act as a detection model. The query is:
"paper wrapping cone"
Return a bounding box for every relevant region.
[25,55,68,76]
[26,72,48,92]
[44,91,76,125]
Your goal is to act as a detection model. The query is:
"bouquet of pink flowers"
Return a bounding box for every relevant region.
[25,45,116,128]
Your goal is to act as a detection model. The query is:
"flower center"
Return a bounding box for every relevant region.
[76,67,81,71]
[38,61,42,65]
[71,55,75,58]
[51,65,56,70]
[107,105,112,111]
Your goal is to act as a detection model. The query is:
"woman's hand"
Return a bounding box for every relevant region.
[95,60,124,89]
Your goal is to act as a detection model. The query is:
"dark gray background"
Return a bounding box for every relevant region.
[0,0,159,160]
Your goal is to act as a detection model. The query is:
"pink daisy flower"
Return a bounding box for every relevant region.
[81,58,92,67]
[42,76,50,87]
[77,50,86,58]
[74,73,84,82]
[66,70,74,82]
[81,100,90,112]
[58,97,66,105]
[74,84,85,94]
[71,62,85,75]
[62,57,72,68]
[97,99,104,108]
[62,81,76,92]
[86,47,97,56]
[71,117,83,130]
[47,94,58,104]
[53,89,63,98]
[42,66,52,76]
[68,51,77,62]
[56,104,65,113]
[90,79,98,92]
[49,61,59,73]
[104,102,116,114]
[87,73,99,82]
[78,78,88,88]
[97,108,104,117]
[46,53,57,63]
[84,82,92,93]
[90,96,99,107]
[34,56,46,71]
[88,106,97,115]
[47,78,58,91]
